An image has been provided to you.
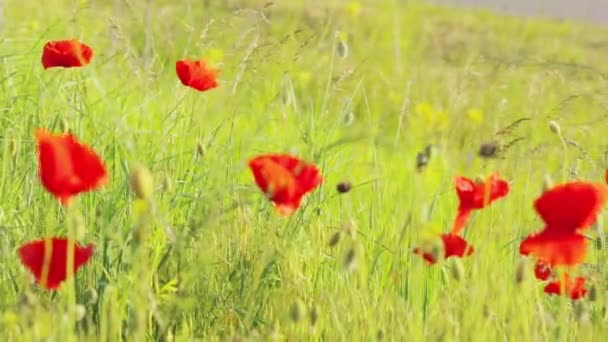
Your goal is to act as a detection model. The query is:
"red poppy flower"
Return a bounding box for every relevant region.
[543,275,587,300]
[36,128,108,205]
[451,174,509,234]
[534,259,553,281]
[41,39,93,69]
[413,233,474,265]
[17,237,94,290]
[176,59,219,92]
[520,230,588,266]
[534,181,608,233]
[248,154,322,215]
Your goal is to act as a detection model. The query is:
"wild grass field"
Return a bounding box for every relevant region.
[1,0,608,340]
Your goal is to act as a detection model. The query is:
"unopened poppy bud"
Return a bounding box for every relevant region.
[336,181,352,193]
[475,175,485,184]
[337,38,349,58]
[7,138,18,158]
[449,259,464,281]
[596,237,604,251]
[74,304,86,321]
[344,111,355,126]
[289,300,305,323]
[343,247,357,272]
[196,141,206,157]
[478,142,499,158]
[542,174,554,192]
[588,284,598,302]
[130,164,154,201]
[548,121,561,135]
[515,258,529,284]
[85,288,98,304]
[376,329,384,341]
[309,304,319,327]
[162,173,173,192]
[574,302,590,323]
[416,152,429,171]
[329,231,343,247]
[60,118,70,133]
[424,144,436,159]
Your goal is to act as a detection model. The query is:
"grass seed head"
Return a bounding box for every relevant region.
[424,144,436,159]
[337,37,349,58]
[130,164,154,201]
[162,172,173,192]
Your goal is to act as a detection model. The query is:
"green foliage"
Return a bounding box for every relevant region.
[0,0,607,340]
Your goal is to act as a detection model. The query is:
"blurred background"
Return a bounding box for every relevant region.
[432,0,607,24]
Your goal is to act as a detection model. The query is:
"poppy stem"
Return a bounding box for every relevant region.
[64,202,77,341]
[451,209,472,235]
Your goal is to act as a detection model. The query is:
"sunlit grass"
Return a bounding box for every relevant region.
[0,0,607,340]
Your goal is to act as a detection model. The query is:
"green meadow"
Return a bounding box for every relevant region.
[1,0,607,340]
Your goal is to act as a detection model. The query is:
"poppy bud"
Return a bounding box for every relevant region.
[336,181,352,193]
[475,175,485,184]
[416,152,429,171]
[548,121,561,136]
[329,231,342,247]
[424,144,436,159]
[85,287,98,304]
[574,302,590,323]
[376,329,384,341]
[343,247,357,272]
[344,111,355,126]
[596,237,604,251]
[588,284,598,302]
[515,258,529,285]
[449,259,464,281]
[289,299,305,323]
[196,141,206,157]
[337,37,349,58]
[343,219,358,240]
[478,142,499,158]
[309,304,319,327]
[542,174,554,192]
[6,138,18,159]
[74,304,86,321]
[162,173,173,192]
[130,164,154,201]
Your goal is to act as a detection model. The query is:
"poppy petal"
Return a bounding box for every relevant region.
[519,230,588,266]
[544,275,587,300]
[248,154,321,215]
[534,181,608,233]
[36,129,108,205]
[413,233,474,265]
[41,39,93,69]
[534,259,553,281]
[176,59,219,92]
[17,237,94,290]
[455,174,509,211]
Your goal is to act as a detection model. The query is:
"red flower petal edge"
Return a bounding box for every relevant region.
[41,39,93,69]
[413,233,475,265]
[18,237,94,290]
